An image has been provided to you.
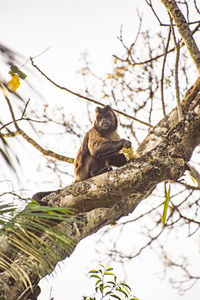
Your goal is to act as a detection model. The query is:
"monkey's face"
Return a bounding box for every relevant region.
[94,106,117,133]
[98,114,112,130]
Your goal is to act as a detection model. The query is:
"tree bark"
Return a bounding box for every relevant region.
[0,77,200,299]
[160,0,200,74]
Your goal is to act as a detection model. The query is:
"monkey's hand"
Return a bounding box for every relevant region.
[120,139,132,148]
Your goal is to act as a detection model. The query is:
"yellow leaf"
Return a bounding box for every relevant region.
[190,176,196,184]
[107,73,114,79]
[7,74,20,92]
[122,146,136,161]
[115,68,124,77]
[162,184,171,226]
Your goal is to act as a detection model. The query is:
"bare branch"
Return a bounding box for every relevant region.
[170,14,182,120]
[0,83,74,164]
[30,58,153,128]
[161,0,200,74]
[160,26,171,117]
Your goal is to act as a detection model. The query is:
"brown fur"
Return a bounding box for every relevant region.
[33,105,131,203]
[74,105,131,182]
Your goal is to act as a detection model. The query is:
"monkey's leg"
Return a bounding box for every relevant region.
[90,166,112,178]
[108,153,127,167]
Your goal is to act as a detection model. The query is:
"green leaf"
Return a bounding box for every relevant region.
[104,272,114,276]
[90,274,101,280]
[9,65,27,79]
[105,291,112,296]
[99,283,104,294]
[107,281,115,286]
[95,279,101,286]
[106,267,113,271]
[103,284,112,289]
[116,287,129,297]
[190,176,196,184]
[110,294,121,299]
[162,184,171,226]
[121,282,132,292]
[89,270,98,274]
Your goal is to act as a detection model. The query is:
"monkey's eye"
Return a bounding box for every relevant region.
[101,113,109,119]
[97,114,103,120]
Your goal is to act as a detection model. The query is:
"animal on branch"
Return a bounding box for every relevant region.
[32,105,131,203]
[74,105,132,182]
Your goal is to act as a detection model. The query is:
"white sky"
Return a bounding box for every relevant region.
[1,1,200,300]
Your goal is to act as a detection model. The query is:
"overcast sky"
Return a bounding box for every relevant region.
[1,1,200,300]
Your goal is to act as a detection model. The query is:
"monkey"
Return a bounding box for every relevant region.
[32,105,131,203]
[74,105,131,182]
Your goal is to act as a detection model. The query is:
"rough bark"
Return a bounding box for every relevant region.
[0,77,200,299]
[160,0,200,74]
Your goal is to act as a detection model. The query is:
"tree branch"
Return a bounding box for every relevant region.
[30,58,153,128]
[160,0,200,74]
[0,82,74,164]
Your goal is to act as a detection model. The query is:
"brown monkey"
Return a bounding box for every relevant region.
[74,105,131,182]
[32,105,131,203]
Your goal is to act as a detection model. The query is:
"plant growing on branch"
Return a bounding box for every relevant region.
[83,265,139,300]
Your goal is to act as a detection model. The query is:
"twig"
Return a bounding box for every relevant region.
[0,82,74,163]
[160,26,171,117]
[170,15,182,121]
[161,0,200,74]
[113,23,200,67]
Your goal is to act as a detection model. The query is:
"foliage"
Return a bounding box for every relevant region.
[0,200,77,286]
[83,265,139,300]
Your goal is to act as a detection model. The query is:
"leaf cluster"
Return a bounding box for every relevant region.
[0,201,77,290]
[83,264,139,300]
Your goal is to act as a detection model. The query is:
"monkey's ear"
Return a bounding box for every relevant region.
[95,107,102,114]
[103,105,111,112]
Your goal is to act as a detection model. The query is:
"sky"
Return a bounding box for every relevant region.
[1,1,200,300]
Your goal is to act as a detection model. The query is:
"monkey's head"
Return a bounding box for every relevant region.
[94,105,118,133]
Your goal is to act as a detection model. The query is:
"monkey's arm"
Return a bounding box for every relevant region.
[88,132,131,158]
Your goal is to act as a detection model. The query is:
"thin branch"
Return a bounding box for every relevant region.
[30,57,153,128]
[1,131,20,138]
[160,26,171,117]
[21,98,30,118]
[0,118,45,132]
[145,0,165,26]
[113,23,200,67]
[194,0,200,14]
[161,0,200,74]
[0,83,74,164]
[170,14,182,120]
